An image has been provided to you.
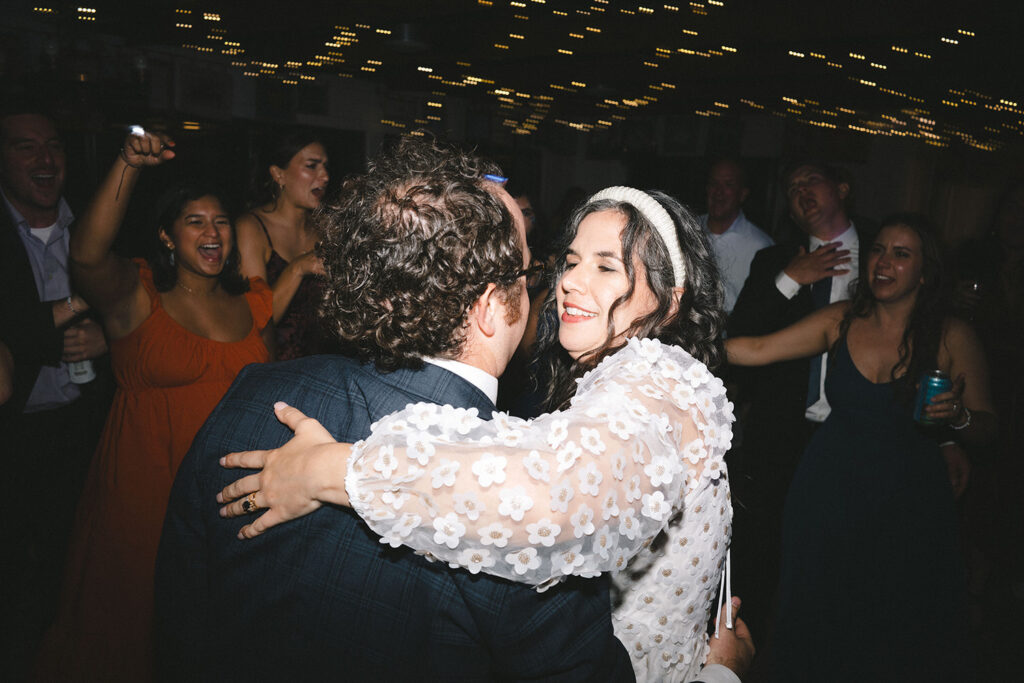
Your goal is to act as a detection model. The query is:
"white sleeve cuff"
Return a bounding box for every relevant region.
[697,663,743,683]
[774,270,801,299]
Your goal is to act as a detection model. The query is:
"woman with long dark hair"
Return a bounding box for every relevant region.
[727,214,996,682]
[37,130,273,680]
[219,187,739,681]
[235,129,330,359]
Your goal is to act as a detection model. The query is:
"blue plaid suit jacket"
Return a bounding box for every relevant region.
[155,355,634,682]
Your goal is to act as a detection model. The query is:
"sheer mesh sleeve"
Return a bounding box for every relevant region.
[346,338,734,587]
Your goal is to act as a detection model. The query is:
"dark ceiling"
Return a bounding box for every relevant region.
[4,0,1023,150]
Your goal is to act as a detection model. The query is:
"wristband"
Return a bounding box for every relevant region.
[119,148,143,169]
[66,295,80,315]
[951,406,972,431]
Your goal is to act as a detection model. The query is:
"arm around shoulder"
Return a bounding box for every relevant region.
[346,339,733,587]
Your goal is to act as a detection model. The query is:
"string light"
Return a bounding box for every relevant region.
[21,4,1016,150]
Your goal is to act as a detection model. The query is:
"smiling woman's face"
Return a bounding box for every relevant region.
[867,223,925,303]
[160,195,233,278]
[556,208,659,360]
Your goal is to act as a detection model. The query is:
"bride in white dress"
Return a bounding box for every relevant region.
[222,187,735,682]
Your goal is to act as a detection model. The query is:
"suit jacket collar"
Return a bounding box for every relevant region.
[423,357,498,405]
[369,361,496,417]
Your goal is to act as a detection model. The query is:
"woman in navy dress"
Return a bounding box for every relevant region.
[727,214,996,682]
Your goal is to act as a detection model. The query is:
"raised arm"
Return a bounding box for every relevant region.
[70,130,175,338]
[726,301,844,367]
[344,338,733,587]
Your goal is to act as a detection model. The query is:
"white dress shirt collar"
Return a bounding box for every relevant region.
[423,357,499,405]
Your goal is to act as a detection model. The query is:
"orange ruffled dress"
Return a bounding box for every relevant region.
[38,260,272,682]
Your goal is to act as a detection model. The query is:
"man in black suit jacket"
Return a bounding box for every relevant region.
[0,108,110,677]
[155,137,635,681]
[725,160,862,643]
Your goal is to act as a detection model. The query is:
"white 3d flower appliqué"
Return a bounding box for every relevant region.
[555,440,583,473]
[601,490,621,520]
[577,461,603,496]
[432,512,466,549]
[619,507,640,540]
[610,449,626,481]
[478,521,513,548]
[471,452,507,487]
[579,427,606,455]
[430,459,460,488]
[453,491,484,521]
[406,403,438,431]
[593,525,619,560]
[497,486,534,521]
[405,431,435,466]
[625,474,643,503]
[380,512,422,547]
[506,547,541,575]
[552,543,586,575]
[372,444,398,479]
[571,503,596,537]
[549,477,575,513]
[524,450,551,482]
[641,491,670,521]
[526,518,561,547]
[547,418,569,449]
[644,454,676,487]
[458,547,496,574]
[381,489,409,510]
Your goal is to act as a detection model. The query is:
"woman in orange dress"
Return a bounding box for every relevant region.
[36,130,273,681]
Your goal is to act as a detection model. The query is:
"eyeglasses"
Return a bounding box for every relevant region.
[509,262,547,289]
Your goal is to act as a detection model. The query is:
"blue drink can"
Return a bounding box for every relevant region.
[913,370,952,424]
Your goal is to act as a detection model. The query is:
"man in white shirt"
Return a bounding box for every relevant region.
[700,159,774,313]
[725,159,859,643]
[0,107,110,676]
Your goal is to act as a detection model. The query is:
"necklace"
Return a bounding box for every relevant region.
[176,280,197,295]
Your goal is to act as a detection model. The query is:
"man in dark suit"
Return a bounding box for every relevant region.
[0,107,110,677]
[154,137,635,681]
[725,159,861,643]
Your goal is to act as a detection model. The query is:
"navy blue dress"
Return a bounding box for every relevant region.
[771,337,970,682]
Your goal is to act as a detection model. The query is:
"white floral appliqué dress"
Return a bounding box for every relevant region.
[346,338,734,682]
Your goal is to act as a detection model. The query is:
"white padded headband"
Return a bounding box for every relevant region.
[587,186,686,287]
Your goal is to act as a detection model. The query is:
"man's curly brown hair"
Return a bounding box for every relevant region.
[316,136,524,371]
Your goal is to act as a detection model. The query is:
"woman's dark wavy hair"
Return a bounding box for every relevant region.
[150,184,248,295]
[536,189,726,410]
[247,128,324,209]
[316,135,523,371]
[833,212,947,403]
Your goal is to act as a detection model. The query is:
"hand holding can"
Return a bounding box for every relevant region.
[913,370,952,424]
